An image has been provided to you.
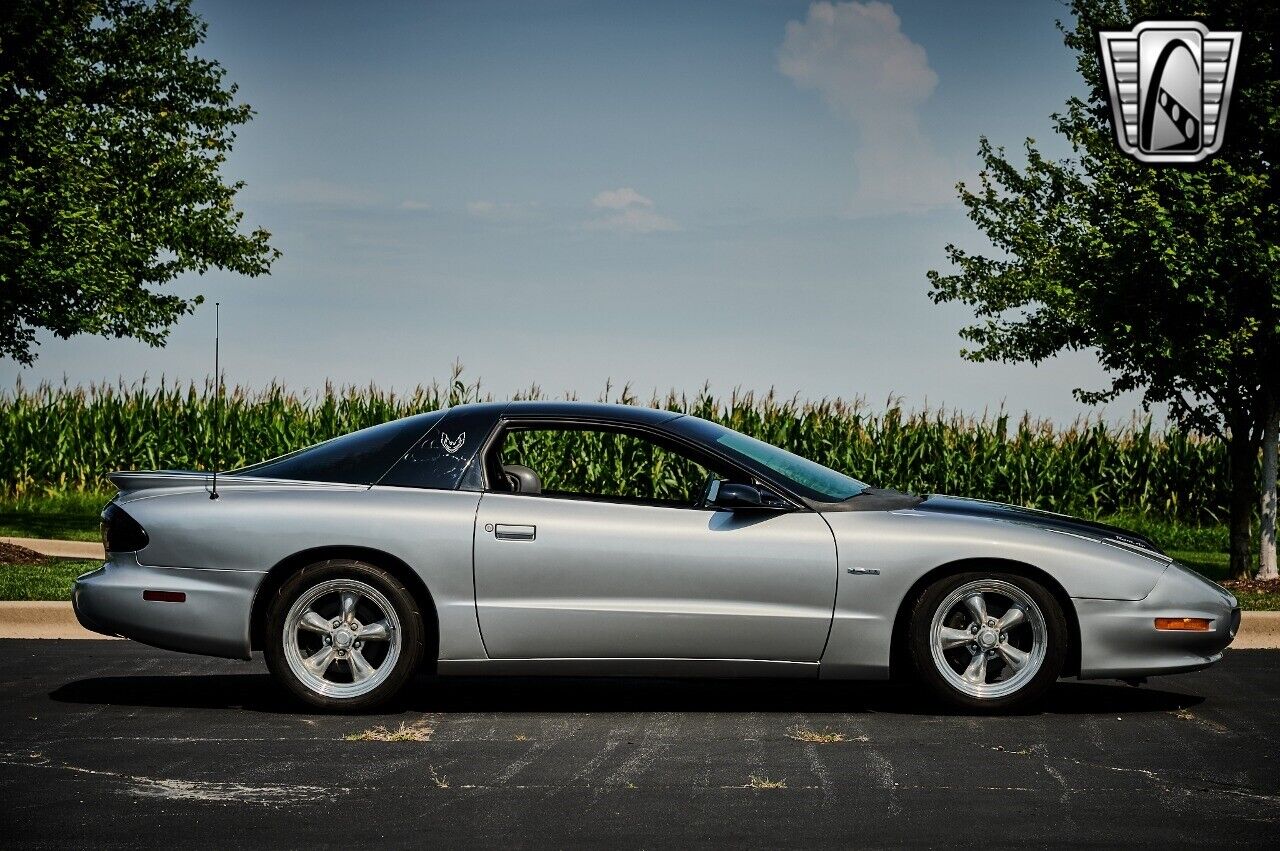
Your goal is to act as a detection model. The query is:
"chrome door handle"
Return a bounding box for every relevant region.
[494,524,536,541]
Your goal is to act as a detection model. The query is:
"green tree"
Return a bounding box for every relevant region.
[928,0,1278,577]
[0,0,278,365]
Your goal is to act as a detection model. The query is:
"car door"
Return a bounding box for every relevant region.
[471,423,838,662]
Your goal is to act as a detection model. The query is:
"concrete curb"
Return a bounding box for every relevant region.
[0,601,117,640]
[1231,610,1280,649]
[2,602,1279,647]
[2,536,105,560]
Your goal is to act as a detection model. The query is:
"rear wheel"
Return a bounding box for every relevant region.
[909,572,1066,713]
[265,560,425,712]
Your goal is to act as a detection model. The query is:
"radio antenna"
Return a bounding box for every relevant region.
[210,302,221,500]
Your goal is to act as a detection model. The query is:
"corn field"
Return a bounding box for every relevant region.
[0,376,1228,521]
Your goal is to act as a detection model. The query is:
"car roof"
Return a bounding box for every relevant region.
[449,400,683,426]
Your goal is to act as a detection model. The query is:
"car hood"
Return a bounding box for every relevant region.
[912,495,1166,556]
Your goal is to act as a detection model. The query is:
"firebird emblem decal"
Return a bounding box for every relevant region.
[440,432,465,454]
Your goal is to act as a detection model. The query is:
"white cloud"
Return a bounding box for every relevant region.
[591,187,654,210]
[584,187,678,233]
[276,179,384,208]
[778,1,956,214]
[466,200,537,221]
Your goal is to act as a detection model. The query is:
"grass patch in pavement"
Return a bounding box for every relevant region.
[345,721,435,742]
[785,726,852,744]
[747,775,787,789]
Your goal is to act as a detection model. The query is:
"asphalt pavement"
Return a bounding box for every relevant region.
[2,641,1278,848]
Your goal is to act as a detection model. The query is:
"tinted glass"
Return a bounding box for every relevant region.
[233,412,442,485]
[499,427,726,506]
[670,416,869,502]
[379,407,499,491]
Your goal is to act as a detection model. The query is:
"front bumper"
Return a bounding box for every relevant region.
[73,554,263,659]
[1074,562,1239,680]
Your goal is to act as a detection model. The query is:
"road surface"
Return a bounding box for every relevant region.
[2,641,1277,847]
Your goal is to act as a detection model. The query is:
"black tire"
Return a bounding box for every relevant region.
[264,559,426,712]
[908,571,1067,713]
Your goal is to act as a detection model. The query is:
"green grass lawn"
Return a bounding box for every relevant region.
[1167,549,1231,580]
[0,560,99,601]
[0,492,107,542]
[1223,588,1280,611]
[1166,549,1280,610]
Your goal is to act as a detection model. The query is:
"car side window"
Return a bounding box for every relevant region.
[496,426,728,508]
[379,407,500,491]
[233,411,443,485]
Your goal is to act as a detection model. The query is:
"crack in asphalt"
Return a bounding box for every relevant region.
[1,753,347,805]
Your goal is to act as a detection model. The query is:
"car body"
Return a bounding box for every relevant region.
[73,400,1240,711]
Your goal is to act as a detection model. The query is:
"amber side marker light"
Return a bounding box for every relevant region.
[143,590,186,603]
[1154,617,1212,631]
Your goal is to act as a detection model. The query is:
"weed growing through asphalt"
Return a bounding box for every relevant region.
[785,726,848,744]
[345,721,434,742]
[748,775,787,789]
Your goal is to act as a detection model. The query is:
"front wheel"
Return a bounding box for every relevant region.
[265,560,425,712]
[908,572,1067,713]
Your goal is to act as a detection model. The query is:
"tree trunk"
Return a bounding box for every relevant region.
[1258,397,1279,581]
[1228,430,1257,579]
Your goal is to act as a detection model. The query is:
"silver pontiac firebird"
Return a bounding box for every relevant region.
[74,401,1240,712]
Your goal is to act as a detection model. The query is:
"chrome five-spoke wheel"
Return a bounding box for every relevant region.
[928,579,1047,700]
[283,579,402,699]
[910,571,1067,712]
[266,560,425,711]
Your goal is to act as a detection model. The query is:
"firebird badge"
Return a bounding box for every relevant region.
[1098,21,1242,164]
[440,432,465,454]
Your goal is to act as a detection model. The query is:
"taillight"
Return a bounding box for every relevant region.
[101,503,149,552]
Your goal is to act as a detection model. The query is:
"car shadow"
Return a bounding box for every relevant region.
[49,672,1204,716]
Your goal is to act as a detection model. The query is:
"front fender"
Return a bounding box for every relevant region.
[816,509,1169,679]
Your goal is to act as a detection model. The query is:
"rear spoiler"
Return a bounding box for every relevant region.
[109,470,213,495]
[108,470,368,496]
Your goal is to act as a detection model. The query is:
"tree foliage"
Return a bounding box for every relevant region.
[0,0,278,365]
[928,0,1278,575]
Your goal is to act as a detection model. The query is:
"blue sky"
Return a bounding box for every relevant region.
[4,0,1152,423]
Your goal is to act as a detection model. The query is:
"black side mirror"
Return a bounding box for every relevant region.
[710,481,786,510]
[715,482,762,508]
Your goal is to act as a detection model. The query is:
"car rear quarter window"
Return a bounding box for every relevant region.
[378,407,498,491]
[233,411,443,485]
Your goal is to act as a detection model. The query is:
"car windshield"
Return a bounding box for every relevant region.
[670,416,869,503]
